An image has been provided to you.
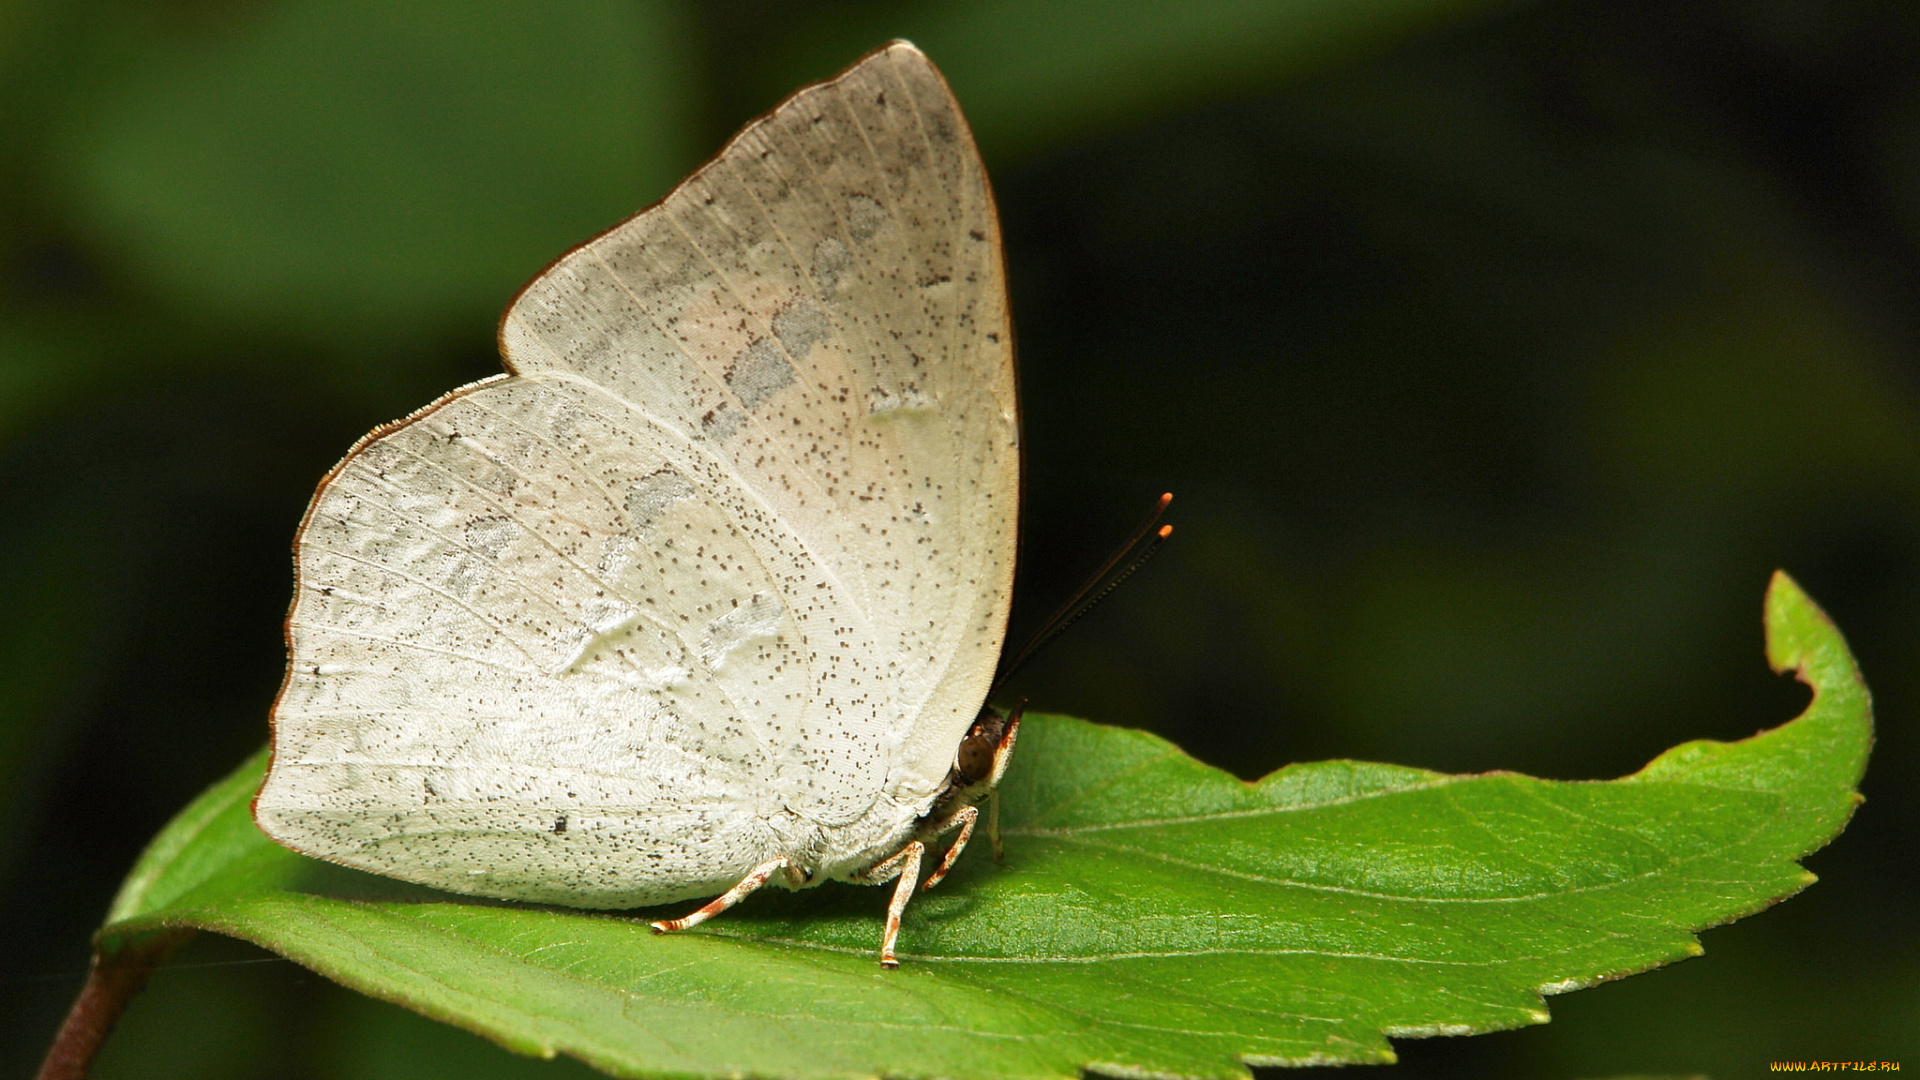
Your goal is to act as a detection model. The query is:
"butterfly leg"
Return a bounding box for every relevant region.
[649,856,790,934]
[988,790,1003,862]
[853,841,925,968]
[879,841,923,969]
[921,805,978,889]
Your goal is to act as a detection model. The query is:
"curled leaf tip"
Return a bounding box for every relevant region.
[1763,569,1850,682]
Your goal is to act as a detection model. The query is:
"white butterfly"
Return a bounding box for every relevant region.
[252,41,1021,967]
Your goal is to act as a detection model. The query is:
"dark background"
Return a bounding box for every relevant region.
[3,1,1915,1077]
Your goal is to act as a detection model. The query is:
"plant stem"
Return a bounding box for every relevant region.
[37,931,192,1080]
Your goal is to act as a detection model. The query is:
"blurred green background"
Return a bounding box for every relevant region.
[2,0,1915,1077]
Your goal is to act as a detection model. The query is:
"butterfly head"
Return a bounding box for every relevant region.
[923,701,1021,829]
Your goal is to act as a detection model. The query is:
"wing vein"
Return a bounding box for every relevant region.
[288,622,545,677]
[297,542,543,667]
[364,439,710,690]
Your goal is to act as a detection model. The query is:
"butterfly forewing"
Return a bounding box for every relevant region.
[255,42,1018,907]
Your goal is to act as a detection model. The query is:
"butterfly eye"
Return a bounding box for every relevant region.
[954,706,1019,787]
[955,718,1001,785]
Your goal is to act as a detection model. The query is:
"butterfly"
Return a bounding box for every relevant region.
[252,41,1021,968]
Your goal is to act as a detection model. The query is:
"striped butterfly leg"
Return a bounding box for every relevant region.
[989,788,1005,862]
[851,841,926,968]
[650,856,800,934]
[856,793,995,964]
[921,804,978,890]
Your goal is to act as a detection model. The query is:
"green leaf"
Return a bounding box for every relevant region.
[98,571,1869,1078]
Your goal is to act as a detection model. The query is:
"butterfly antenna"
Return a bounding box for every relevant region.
[992,493,1173,693]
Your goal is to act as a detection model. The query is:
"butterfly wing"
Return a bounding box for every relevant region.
[254,43,1018,905]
